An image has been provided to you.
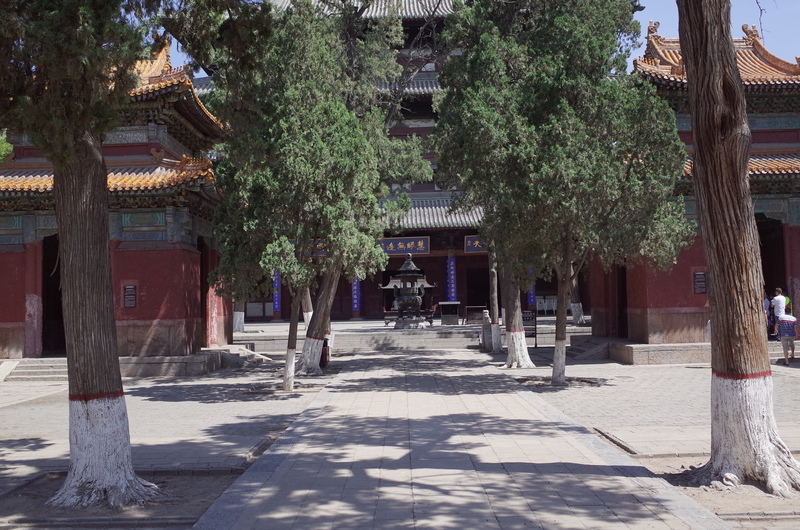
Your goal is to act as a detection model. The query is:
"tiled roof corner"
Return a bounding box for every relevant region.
[634,21,800,88]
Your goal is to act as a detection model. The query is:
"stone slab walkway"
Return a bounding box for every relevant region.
[195,349,728,529]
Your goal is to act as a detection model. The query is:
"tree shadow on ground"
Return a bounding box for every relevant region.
[201,410,693,528]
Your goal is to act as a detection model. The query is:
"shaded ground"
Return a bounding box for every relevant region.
[641,455,800,529]
[0,472,238,530]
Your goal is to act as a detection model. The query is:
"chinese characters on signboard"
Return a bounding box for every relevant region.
[380,237,430,254]
[693,271,707,295]
[446,256,457,301]
[272,272,281,312]
[351,280,361,312]
[123,285,136,308]
[464,235,487,253]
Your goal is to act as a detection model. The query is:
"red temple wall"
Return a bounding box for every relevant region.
[626,238,709,343]
[112,245,205,356]
[0,248,28,358]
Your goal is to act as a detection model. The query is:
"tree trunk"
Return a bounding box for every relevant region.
[47,130,160,508]
[551,268,571,386]
[552,238,573,386]
[301,286,313,327]
[297,267,341,375]
[569,262,586,326]
[283,294,301,391]
[233,300,245,332]
[500,267,534,368]
[489,254,503,353]
[677,0,800,495]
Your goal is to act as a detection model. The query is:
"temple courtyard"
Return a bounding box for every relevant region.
[1,319,800,529]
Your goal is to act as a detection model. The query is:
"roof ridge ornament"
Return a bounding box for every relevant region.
[742,24,761,45]
[647,21,664,45]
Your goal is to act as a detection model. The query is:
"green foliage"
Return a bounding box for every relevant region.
[0,130,11,161]
[433,0,693,287]
[0,1,162,164]
[200,0,432,301]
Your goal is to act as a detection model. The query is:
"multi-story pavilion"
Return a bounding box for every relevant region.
[0,47,232,359]
[592,22,800,344]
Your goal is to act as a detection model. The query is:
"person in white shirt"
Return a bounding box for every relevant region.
[772,288,787,335]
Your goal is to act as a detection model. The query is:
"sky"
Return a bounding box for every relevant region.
[630,0,800,72]
[172,1,800,75]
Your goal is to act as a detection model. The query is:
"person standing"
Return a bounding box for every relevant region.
[777,314,798,365]
[772,288,787,335]
[764,290,772,335]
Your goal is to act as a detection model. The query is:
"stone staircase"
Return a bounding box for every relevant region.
[236,327,482,356]
[566,336,611,360]
[1,358,68,382]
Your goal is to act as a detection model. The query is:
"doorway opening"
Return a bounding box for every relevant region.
[41,234,66,356]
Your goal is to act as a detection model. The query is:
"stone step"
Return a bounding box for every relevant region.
[237,328,482,354]
[5,374,69,382]
[2,358,68,382]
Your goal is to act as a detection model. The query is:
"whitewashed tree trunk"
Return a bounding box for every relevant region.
[501,269,534,368]
[569,262,586,325]
[233,301,245,332]
[552,240,572,386]
[677,0,800,494]
[48,396,159,508]
[491,323,503,353]
[690,374,800,496]
[48,130,159,508]
[283,295,302,391]
[297,267,340,375]
[570,302,585,326]
[301,287,313,327]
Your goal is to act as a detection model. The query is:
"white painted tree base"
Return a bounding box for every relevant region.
[505,330,534,368]
[283,348,296,391]
[296,337,324,375]
[570,303,585,325]
[552,339,567,385]
[233,311,245,332]
[688,373,800,496]
[491,324,503,354]
[302,311,313,327]
[48,396,162,508]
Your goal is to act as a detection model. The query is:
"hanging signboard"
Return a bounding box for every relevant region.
[123,285,137,308]
[464,235,488,253]
[380,236,430,254]
[693,271,707,294]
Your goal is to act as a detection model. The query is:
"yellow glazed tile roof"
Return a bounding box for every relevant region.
[635,22,800,87]
[0,156,214,194]
[683,154,800,179]
[131,44,224,136]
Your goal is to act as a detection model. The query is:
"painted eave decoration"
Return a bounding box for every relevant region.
[0,155,215,196]
[634,22,800,90]
[132,44,226,142]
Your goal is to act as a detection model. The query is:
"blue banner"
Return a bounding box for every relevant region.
[446,256,457,301]
[351,280,362,312]
[272,271,281,313]
[464,235,487,253]
[381,236,430,255]
[528,286,536,307]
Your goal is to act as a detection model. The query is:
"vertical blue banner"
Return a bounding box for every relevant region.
[351,280,361,312]
[272,271,281,313]
[526,268,536,307]
[446,256,457,302]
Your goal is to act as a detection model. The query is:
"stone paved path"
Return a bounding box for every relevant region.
[196,349,728,529]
